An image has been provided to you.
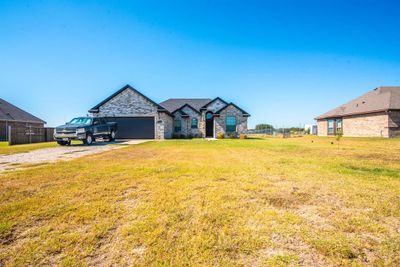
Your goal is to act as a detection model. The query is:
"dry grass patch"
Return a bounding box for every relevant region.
[0,137,400,266]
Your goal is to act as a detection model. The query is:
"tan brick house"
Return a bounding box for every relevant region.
[89,85,250,139]
[315,87,400,138]
[0,98,46,141]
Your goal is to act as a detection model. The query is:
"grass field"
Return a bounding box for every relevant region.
[0,137,399,266]
[0,141,58,155]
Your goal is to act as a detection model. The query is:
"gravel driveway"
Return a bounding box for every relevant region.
[0,140,149,173]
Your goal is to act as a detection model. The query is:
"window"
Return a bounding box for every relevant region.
[174,119,181,132]
[206,112,213,120]
[336,119,342,132]
[327,119,334,134]
[226,116,236,132]
[69,117,92,125]
[191,118,198,129]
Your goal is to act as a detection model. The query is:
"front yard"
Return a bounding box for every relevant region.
[0,137,399,266]
[0,141,58,155]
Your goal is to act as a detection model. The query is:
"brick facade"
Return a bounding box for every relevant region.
[0,121,44,141]
[317,120,328,136]
[317,111,397,138]
[181,106,201,137]
[199,99,228,138]
[388,111,400,138]
[214,105,248,137]
[157,113,173,139]
[90,86,249,139]
[93,89,158,117]
[90,88,173,139]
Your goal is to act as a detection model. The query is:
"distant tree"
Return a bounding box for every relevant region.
[255,124,274,130]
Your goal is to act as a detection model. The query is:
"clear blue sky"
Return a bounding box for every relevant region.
[1,0,399,128]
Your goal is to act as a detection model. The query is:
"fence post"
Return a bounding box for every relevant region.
[8,125,12,145]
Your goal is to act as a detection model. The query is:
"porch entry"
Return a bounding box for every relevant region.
[206,112,214,137]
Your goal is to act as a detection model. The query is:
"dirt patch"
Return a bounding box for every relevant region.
[0,140,149,173]
[265,233,330,266]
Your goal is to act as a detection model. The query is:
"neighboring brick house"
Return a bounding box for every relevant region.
[315,87,400,138]
[89,85,250,139]
[0,98,46,141]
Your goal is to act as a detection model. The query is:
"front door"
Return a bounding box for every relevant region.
[206,112,214,137]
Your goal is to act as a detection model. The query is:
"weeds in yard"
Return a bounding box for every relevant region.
[0,137,399,265]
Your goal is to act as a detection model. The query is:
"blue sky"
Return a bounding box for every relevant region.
[1,0,399,128]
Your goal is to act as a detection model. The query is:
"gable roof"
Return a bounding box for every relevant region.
[171,103,201,115]
[0,98,45,123]
[214,102,251,117]
[316,86,400,120]
[200,97,228,110]
[89,84,169,114]
[159,98,211,113]
[172,109,189,117]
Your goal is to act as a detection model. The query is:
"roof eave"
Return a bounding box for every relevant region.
[0,118,46,124]
[315,108,394,120]
[88,84,165,113]
[214,102,250,116]
[200,97,228,109]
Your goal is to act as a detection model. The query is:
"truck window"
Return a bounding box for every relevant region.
[93,118,99,125]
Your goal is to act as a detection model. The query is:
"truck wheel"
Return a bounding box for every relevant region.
[57,141,67,146]
[109,130,116,142]
[83,133,93,145]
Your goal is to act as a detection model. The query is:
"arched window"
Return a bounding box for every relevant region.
[191,118,198,129]
[206,112,213,120]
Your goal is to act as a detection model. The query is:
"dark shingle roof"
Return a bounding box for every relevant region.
[159,98,211,113]
[0,98,45,123]
[316,87,400,120]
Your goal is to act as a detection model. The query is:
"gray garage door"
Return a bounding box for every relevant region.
[106,117,155,139]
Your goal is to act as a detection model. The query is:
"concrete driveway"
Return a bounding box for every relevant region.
[0,140,149,173]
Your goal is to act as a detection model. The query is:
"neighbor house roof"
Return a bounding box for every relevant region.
[0,98,45,123]
[316,87,400,120]
[159,98,211,113]
[89,84,170,114]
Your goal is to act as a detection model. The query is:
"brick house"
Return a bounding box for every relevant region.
[0,98,46,141]
[315,87,400,138]
[89,85,250,139]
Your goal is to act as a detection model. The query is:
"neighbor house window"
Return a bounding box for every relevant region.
[174,119,181,132]
[336,119,342,133]
[226,116,236,132]
[191,118,198,129]
[327,119,334,134]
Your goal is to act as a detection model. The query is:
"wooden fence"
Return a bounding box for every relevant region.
[8,126,55,145]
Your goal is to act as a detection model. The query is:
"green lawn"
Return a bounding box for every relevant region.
[0,141,58,155]
[0,137,399,266]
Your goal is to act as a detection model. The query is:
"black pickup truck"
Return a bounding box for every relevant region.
[54,117,117,145]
